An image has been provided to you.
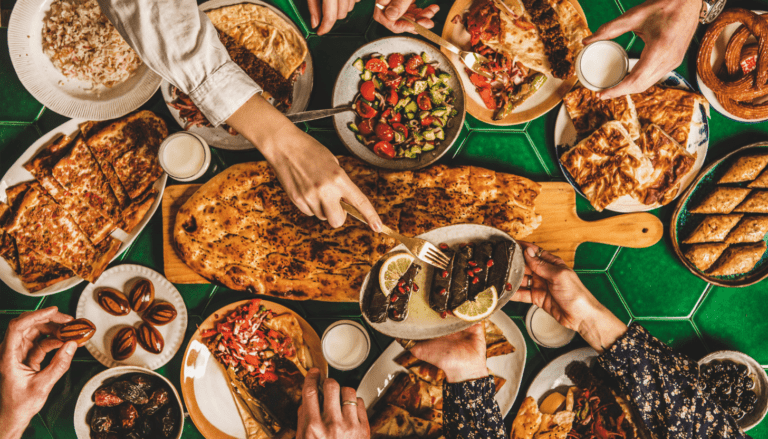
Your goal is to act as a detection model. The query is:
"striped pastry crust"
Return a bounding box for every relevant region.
[734,191,768,213]
[725,216,768,243]
[683,214,743,244]
[690,187,752,214]
[685,242,730,272]
[719,155,768,184]
[707,241,767,276]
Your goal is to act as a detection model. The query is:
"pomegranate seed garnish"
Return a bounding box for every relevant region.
[439,243,448,250]
[398,281,405,287]
[405,286,410,293]
[487,259,494,267]
[393,311,400,318]
[467,270,474,277]
[439,288,447,295]
[505,282,513,291]
[413,284,419,291]
[473,267,482,273]
[468,261,477,267]
[472,277,480,284]
[390,295,398,302]
[398,286,405,294]
[441,270,449,278]
[440,311,448,319]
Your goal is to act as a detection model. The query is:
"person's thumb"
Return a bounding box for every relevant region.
[384,0,411,21]
[35,341,76,393]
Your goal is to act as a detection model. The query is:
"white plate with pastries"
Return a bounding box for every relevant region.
[554,60,710,213]
[0,118,167,296]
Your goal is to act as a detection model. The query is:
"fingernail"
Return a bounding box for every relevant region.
[526,247,537,258]
[308,367,320,375]
[312,17,318,28]
[65,341,76,355]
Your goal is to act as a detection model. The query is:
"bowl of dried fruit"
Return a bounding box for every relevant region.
[74,366,184,439]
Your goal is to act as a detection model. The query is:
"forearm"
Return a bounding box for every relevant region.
[598,323,750,439]
[576,298,628,354]
[0,413,29,439]
[225,94,297,160]
[443,377,506,439]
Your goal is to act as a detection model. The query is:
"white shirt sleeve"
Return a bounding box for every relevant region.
[97,0,262,127]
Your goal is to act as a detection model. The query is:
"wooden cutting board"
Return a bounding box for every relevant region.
[162,182,663,283]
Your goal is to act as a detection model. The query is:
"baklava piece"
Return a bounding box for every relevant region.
[718,155,768,184]
[725,216,768,244]
[734,191,768,213]
[748,169,768,188]
[684,242,730,272]
[683,214,743,244]
[707,242,767,276]
[689,187,752,214]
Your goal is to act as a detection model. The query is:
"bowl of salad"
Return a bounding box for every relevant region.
[333,36,466,170]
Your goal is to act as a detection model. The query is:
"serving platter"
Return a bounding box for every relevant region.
[526,346,597,405]
[696,10,768,124]
[0,118,167,296]
[358,311,526,417]
[180,299,327,439]
[441,0,586,126]
[332,36,467,171]
[7,0,161,120]
[76,264,188,370]
[161,0,314,150]
[670,142,768,287]
[359,224,524,340]
[554,60,710,213]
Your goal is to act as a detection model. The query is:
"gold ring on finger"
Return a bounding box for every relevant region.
[535,248,544,258]
[403,339,416,350]
[342,400,358,406]
[527,277,532,288]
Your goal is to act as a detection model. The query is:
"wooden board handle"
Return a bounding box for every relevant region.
[574,212,663,248]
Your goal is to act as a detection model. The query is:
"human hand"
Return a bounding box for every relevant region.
[410,323,488,383]
[583,0,702,100]
[514,242,627,353]
[373,0,440,34]
[297,368,369,439]
[308,0,361,35]
[0,307,77,439]
[227,95,383,231]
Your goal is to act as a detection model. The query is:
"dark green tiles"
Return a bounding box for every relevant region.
[454,131,551,179]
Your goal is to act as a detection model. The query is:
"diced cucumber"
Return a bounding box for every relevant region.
[404,102,418,113]
[355,134,366,143]
[401,88,412,96]
[349,122,359,133]
[423,142,435,151]
[392,65,405,74]
[353,58,365,71]
[372,77,383,89]
[361,70,373,81]
[428,75,440,87]
[413,131,424,141]
[438,73,451,83]
[449,109,458,117]
[434,127,444,140]
[429,89,445,105]
[404,151,417,159]
[419,65,428,77]
[432,117,444,127]
[423,130,436,141]
[413,80,428,94]
[406,112,415,120]
[410,145,422,154]
[421,52,430,63]
[431,108,448,117]
[394,97,411,112]
[419,111,430,120]
[394,131,405,144]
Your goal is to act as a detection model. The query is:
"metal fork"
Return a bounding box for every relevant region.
[340,200,450,270]
[374,3,493,80]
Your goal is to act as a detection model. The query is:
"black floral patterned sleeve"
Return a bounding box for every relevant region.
[443,376,506,439]
[598,323,751,439]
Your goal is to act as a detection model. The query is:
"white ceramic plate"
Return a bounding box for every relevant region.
[358,311,526,418]
[7,0,161,120]
[73,365,184,439]
[0,118,167,296]
[161,0,313,151]
[360,224,525,340]
[696,11,768,124]
[76,264,188,370]
[526,346,597,405]
[554,59,710,213]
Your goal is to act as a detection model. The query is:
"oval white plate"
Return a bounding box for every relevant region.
[554,59,709,213]
[358,310,526,418]
[76,264,188,370]
[360,224,525,340]
[696,10,768,124]
[0,119,167,296]
[161,0,313,151]
[73,365,184,439]
[526,346,597,405]
[8,0,161,120]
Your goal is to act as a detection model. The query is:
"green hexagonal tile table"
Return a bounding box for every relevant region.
[2,0,768,437]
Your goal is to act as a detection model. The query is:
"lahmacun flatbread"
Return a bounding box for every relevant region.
[734,190,768,213]
[683,214,743,244]
[689,187,752,214]
[685,242,730,271]
[725,216,768,244]
[174,158,541,301]
[707,241,767,276]
[719,155,768,184]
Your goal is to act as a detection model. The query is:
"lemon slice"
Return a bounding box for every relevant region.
[379,252,415,294]
[452,286,498,322]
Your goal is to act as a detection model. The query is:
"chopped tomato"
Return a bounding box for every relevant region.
[389,112,402,123]
[373,141,396,159]
[478,87,496,110]
[388,53,404,69]
[417,92,432,111]
[244,354,260,366]
[381,108,391,120]
[359,119,374,135]
[388,88,399,106]
[425,65,436,76]
[469,73,490,88]
[405,55,423,75]
[360,81,376,101]
[420,116,437,126]
[356,100,378,118]
[379,72,402,88]
[375,123,394,141]
[392,122,408,139]
[365,58,388,73]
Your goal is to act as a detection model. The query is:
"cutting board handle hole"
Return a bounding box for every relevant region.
[642,228,649,233]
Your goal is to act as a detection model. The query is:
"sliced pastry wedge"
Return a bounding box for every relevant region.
[683,214,743,244]
[725,216,768,244]
[689,187,751,214]
[719,155,768,184]
[707,242,767,277]
[684,242,730,272]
